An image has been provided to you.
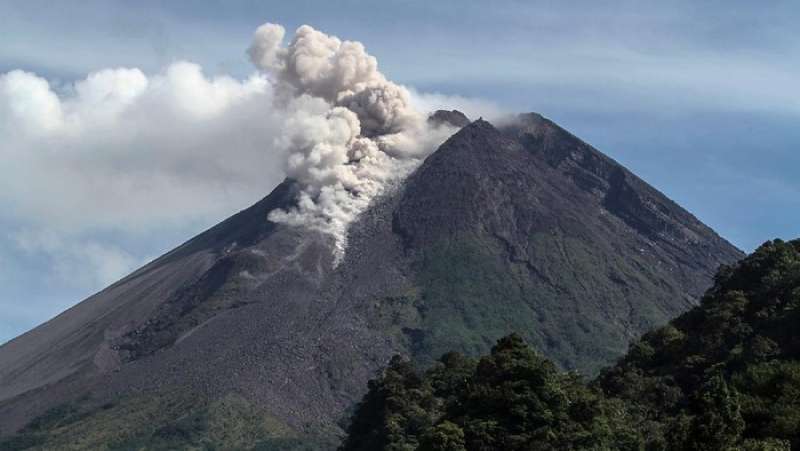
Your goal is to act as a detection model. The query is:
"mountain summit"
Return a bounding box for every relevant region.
[0,112,742,449]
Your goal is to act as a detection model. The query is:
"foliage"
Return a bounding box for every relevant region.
[340,334,640,451]
[598,239,800,449]
[0,392,321,451]
[344,239,800,450]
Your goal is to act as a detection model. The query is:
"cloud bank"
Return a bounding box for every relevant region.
[0,63,281,232]
[0,63,282,292]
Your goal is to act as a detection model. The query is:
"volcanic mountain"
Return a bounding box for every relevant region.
[0,112,742,449]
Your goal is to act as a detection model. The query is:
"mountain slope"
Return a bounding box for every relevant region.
[0,113,742,448]
[0,181,296,404]
[389,115,741,370]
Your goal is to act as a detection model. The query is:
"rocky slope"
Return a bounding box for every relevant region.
[0,112,742,449]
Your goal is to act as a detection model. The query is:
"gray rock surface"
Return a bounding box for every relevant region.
[0,114,743,446]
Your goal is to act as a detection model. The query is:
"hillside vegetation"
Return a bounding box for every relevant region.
[341,239,800,450]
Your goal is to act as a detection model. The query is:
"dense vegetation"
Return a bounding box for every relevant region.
[0,393,333,451]
[598,239,800,450]
[339,334,641,451]
[341,240,800,450]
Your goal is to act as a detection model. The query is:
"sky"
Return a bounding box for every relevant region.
[1,0,798,343]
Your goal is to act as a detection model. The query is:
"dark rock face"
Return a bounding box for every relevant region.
[393,116,742,371]
[0,114,742,448]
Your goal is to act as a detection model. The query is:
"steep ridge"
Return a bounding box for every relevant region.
[390,116,741,370]
[0,113,742,449]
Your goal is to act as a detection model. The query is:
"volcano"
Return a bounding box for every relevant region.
[0,112,742,449]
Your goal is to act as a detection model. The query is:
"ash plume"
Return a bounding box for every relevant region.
[249,23,457,262]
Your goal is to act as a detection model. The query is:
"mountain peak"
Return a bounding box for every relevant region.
[514,111,548,127]
[427,109,470,128]
[0,113,743,449]
[393,113,742,370]
[429,117,509,158]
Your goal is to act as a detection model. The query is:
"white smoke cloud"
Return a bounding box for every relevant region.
[0,21,497,297]
[248,23,458,260]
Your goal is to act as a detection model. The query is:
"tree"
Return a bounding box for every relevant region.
[341,335,643,451]
[339,356,436,451]
[418,421,466,451]
[685,373,745,450]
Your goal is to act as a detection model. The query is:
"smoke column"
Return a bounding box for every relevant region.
[249,23,457,262]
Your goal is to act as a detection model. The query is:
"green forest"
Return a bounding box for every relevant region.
[339,239,800,451]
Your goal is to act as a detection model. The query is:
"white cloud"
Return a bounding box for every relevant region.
[0,70,64,133]
[0,59,294,308]
[0,63,284,233]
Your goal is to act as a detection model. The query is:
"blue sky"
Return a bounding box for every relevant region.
[1,0,798,343]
